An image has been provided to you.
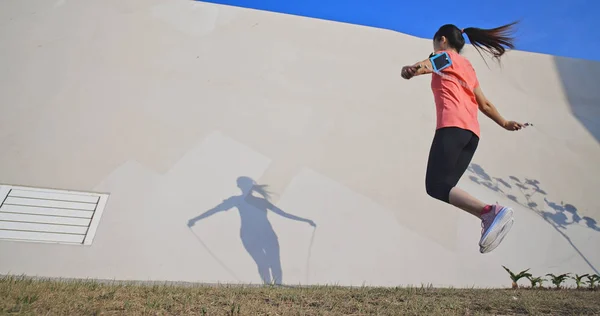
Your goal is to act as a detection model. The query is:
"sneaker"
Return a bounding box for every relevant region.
[480,218,514,254]
[479,204,514,254]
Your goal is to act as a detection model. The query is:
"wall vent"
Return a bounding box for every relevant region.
[0,185,109,245]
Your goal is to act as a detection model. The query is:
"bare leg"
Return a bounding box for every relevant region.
[449,187,487,218]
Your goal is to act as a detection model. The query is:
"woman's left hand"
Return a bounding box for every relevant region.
[503,121,524,131]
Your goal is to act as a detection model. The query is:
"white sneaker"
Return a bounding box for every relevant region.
[479,204,514,254]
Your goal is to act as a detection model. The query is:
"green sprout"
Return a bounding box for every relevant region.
[571,274,589,289]
[546,273,571,289]
[502,266,532,289]
[586,274,600,289]
[527,275,546,289]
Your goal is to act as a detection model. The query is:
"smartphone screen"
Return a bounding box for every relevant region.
[431,53,451,71]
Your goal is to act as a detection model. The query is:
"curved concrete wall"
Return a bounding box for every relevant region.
[0,0,599,288]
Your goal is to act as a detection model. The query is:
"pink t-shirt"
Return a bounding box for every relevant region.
[430,50,481,137]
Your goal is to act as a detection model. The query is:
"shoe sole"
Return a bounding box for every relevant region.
[480,216,513,254]
[479,207,514,249]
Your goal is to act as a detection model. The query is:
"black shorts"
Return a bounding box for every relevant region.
[425,127,479,203]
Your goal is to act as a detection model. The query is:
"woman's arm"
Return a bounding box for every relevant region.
[401,58,433,79]
[187,198,235,227]
[267,202,316,227]
[474,86,523,131]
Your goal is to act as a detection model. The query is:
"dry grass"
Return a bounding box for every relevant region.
[1,276,599,315]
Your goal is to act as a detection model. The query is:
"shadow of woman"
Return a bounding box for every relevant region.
[187,176,316,285]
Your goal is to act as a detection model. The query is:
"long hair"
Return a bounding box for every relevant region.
[237,176,272,200]
[251,184,272,201]
[434,21,518,63]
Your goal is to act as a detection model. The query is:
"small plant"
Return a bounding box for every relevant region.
[527,276,545,289]
[546,273,571,289]
[571,274,589,289]
[586,274,600,289]
[502,266,532,289]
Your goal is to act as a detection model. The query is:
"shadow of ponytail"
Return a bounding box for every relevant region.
[251,184,272,201]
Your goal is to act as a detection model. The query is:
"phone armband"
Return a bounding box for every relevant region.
[429,52,452,72]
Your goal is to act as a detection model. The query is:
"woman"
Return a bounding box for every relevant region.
[401,22,525,254]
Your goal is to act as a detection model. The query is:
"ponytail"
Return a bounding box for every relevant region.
[434,21,519,64]
[463,21,519,62]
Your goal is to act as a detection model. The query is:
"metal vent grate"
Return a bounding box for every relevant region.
[0,185,109,245]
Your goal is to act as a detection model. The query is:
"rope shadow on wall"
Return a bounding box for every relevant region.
[187,176,316,285]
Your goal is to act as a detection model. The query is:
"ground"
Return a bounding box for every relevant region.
[2,276,599,315]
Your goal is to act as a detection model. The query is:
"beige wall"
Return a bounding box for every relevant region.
[0,0,599,287]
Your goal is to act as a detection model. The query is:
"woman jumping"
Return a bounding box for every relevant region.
[401,22,524,254]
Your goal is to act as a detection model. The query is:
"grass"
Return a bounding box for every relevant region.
[1,276,599,315]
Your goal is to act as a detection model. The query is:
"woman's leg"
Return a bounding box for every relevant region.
[425,128,487,217]
[448,187,487,217]
[425,129,514,253]
[446,133,487,218]
[425,127,472,204]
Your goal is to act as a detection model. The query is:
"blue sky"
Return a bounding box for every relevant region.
[200,0,598,61]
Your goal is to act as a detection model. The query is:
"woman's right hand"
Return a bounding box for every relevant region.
[401,65,417,80]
